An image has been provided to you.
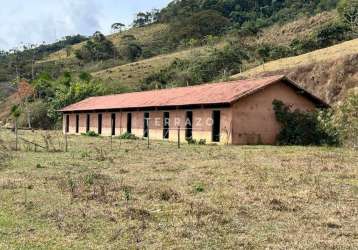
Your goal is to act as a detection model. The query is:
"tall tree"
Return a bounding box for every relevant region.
[338,0,358,34]
[111,22,126,33]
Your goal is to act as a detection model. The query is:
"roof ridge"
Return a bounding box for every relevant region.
[91,74,287,99]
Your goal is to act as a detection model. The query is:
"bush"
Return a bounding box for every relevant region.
[168,10,231,44]
[272,100,340,146]
[333,89,358,147]
[186,138,197,144]
[117,35,142,62]
[338,0,358,34]
[198,139,206,145]
[118,132,138,140]
[18,101,54,129]
[194,184,204,193]
[315,21,351,48]
[141,43,248,89]
[256,44,292,62]
[75,31,116,62]
[81,131,99,137]
[290,21,352,55]
[186,138,206,145]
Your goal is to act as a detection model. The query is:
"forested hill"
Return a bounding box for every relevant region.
[0,0,357,128]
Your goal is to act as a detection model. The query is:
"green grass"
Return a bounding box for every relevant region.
[0,129,357,249]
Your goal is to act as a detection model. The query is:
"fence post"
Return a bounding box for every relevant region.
[15,120,18,151]
[147,133,150,149]
[64,131,68,152]
[178,126,180,149]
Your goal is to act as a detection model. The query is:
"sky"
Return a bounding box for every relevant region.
[0,0,172,50]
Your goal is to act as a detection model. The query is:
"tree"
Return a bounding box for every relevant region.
[118,35,142,61]
[338,0,358,34]
[169,10,231,43]
[111,22,125,33]
[75,31,116,62]
[133,12,147,27]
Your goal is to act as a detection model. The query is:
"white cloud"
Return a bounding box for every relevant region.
[0,0,102,50]
[0,0,171,50]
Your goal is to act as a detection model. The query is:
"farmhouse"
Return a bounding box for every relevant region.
[59,75,328,145]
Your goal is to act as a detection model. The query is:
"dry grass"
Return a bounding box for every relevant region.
[0,129,357,249]
[253,11,337,46]
[232,39,358,79]
[92,46,213,89]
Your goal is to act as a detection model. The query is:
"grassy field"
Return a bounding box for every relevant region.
[0,129,357,249]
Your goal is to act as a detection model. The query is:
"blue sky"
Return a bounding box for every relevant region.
[0,0,172,50]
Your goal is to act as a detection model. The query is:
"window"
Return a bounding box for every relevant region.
[143,112,149,138]
[75,114,79,133]
[127,113,132,134]
[212,110,221,142]
[86,114,90,132]
[111,113,116,136]
[98,114,102,135]
[163,112,170,139]
[65,115,69,133]
[185,111,193,139]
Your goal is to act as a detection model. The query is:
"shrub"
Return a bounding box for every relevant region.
[141,43,248,89]
[81,131,99,137]
[118,132,138,140]
[256,44,292,62]
[333,89,358,147]
[186,138,197,144]
[290,21,352,55]
[168,10,231,44]
[198,139,206,145]
[194,184,204,193]
[18,100,54,129]
[75,31,116,62]
[314,21,351,48]
[338,0,358,35]
[117,35,142,62]
[272,100,340,146]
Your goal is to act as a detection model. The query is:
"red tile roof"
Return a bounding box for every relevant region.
[59,75,327,112]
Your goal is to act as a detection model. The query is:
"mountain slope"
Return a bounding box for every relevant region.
[90,11,338,89]
[232,39,358,103]
[39,23,169,63]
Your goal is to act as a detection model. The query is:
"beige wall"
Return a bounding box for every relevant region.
[231,81,316,145]
[63,108,233,144]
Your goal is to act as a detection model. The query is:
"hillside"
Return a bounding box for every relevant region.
[90,11,339,90]
[39,23,169,63]
[232,39,358,103]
